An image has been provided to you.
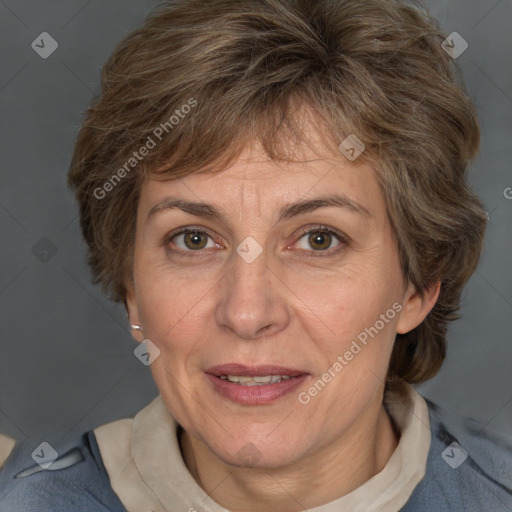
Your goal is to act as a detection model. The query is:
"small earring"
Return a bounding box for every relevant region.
[131,324,143,333]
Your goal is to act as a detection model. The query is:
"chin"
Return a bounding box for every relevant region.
[207,433,306,470]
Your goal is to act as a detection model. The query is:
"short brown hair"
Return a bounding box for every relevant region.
[68,0,487,385]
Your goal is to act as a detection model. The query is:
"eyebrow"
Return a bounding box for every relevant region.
[147,193,371,223]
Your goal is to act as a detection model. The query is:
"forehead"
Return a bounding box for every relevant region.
[139,140,384,222]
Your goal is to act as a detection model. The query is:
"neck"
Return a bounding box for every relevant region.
[179,399,399,512]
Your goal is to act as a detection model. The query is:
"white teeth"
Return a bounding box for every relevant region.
[253,376,275,383]
[220,375,294,385]
[227,375,253,383]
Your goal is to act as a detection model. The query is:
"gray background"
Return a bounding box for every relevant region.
[0,0,511,450]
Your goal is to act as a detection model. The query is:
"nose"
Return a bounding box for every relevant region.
[214,243,290,341]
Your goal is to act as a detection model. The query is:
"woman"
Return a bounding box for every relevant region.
[1,0,511,510]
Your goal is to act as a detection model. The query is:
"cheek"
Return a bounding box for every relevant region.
[135,261,215,349]
[294,261,398,328]
[290,258,403,367]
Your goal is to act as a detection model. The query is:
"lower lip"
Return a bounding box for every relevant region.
[205,374,309,405]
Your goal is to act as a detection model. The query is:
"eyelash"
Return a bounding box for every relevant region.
[164,225,348,258]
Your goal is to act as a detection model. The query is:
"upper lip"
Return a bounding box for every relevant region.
[205,363,308,377]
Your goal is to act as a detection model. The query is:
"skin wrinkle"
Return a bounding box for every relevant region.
[125,122,439,511]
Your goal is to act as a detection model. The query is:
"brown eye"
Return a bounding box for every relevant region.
[308,231,333,251]
[169,230,215,251]
[183,231,208,250]
[295,228,345,253]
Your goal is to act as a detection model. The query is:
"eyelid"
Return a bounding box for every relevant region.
[165,225,217,242]
[295,225,347,242]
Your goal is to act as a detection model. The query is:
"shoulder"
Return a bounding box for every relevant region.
[402,395,512,511]
[0,430,126,512]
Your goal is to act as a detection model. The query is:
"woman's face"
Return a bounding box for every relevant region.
[127,128,434,469]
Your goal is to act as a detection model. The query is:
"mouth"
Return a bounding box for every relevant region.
[204,363,309,404]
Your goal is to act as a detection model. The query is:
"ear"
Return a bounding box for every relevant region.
[396,280,441,334]
[125,279,144,342]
